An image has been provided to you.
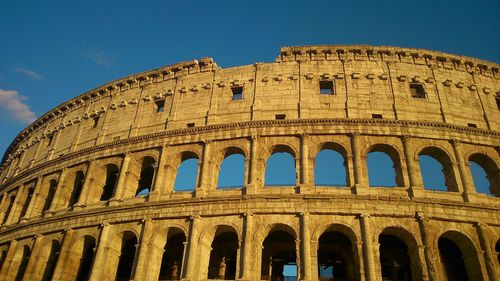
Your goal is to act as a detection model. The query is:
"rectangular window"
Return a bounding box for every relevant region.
[187,123,195,128]
[410,83,426,98]
[92,116,99,128]
[319,80,335,95]
[467,123,477,128]
[155,100,165,113]
[231,87,243,100]
[275,114,286,120]
[372,114,383,119]
[47,134,54,146]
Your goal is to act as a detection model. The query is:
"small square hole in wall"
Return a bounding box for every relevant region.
[187,123,195,128]
[410,83,426,98]
[231,87,243,100]
[92,116,100,128]
[275,114,286,120]
[372,114,383,119]
[467,123,477,128]
[319,80,335,95]
[155,100,165,113]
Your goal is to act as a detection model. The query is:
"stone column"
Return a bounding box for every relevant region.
[48,169,67,212]
[23,234,43,281]
[301,213,312,280]
[351,133,367,193]
[0,239,17,281]
[401,135,421,196]
[132,219,154,281]
[197,141,212,197]
[240,213,253,280]
[299,134,312,193]
[244,136,258,195]
[23,176,42,220]
[416,213,437,281]
[183,215,201,280]
[51,228,75,281]
[451,140,474,202]
[0,195,7,224]
[151,145,169,197]
[89,223,111,281]
[359,214,376,281]
[475,223,497,281]
[78,160,98,207]
[111,153,131,202]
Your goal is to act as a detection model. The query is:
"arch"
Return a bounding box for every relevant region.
[314,144,349,186]
[39,239,61,281]
[317,229,358,280]
[260,224,298,281]
[42,179,58,213]
[496,239,499,265]
[174,151,199,191]
[14,245,31,281]
[64,235,97,281]
[206,225,239,280]
[217,147,246,188]
[100,164,119,201]
[19,186,35,220]
[418,146,458,192]
[468,153,500,196]
[265,145,297,186]
[156,227,186,281]
[0,243,8,271]
[135,156,156,196]
[366,144,404,187]
[438,231,484,281]
[68,170,85,207]
[115,231,138,281]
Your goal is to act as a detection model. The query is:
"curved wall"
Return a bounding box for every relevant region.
[0,45,498,281]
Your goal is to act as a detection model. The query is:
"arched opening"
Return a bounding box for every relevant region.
[438,232,483,281]
[2,194,16,224]
[74,236,96,281]
[208,230,238,280]
[14,245,31,281]
[496,240,499,265]
[115,232,138,281]
[68,171,85,207]
[367,145,403,187]
[100,164,119,201]
[19,187,34,220]
[174,152,199,191]
[265,146,296,186]
[0,244,9,272]
[419,147,458,192]
[261,228,297,281]
[41,240,61,281]
[317,231,355,280]
[136,156,156,196]
[158,230,186,281]
[42,179,58,213]
[315,147,348,187]
[469,153,499,197]
[217,150,245,189]
[378,234,412,281]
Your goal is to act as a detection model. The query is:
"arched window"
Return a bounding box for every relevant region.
[469,153,500,197]
[100,164,119,201]
[367,153,396,187]
[74,236,96,281]
[68,171,85,207]
[14,245,31,281]
[42,179,58,213]
[41,240,61,281]
[317,231,355,280]
[265,146,296,186]
[218,151,245,189]
[174,153,199,191]
[19,187,34,220]
[2,194,16,224]
[419,147,458,192]
[159,230,186,281]
[208,231,238,279]
[115,232,138,280]
[315,148,347,186]
[438,232,484,281]
[261,228,297,280]
[136,156,156,196]
[378,235,413,281]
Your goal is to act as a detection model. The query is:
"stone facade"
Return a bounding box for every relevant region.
[0,45,498,281]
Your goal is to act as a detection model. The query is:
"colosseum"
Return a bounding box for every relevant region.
[0,45,498,281]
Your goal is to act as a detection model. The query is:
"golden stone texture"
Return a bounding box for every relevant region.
[0,45,498,281]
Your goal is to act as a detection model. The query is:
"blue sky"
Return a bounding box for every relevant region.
[0,0,498,194]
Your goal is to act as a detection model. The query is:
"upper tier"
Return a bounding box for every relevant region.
[1,45,499,178]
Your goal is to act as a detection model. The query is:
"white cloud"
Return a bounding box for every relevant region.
[0,89,37,124]
[83,50,112,66]
[14,67,44,81]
